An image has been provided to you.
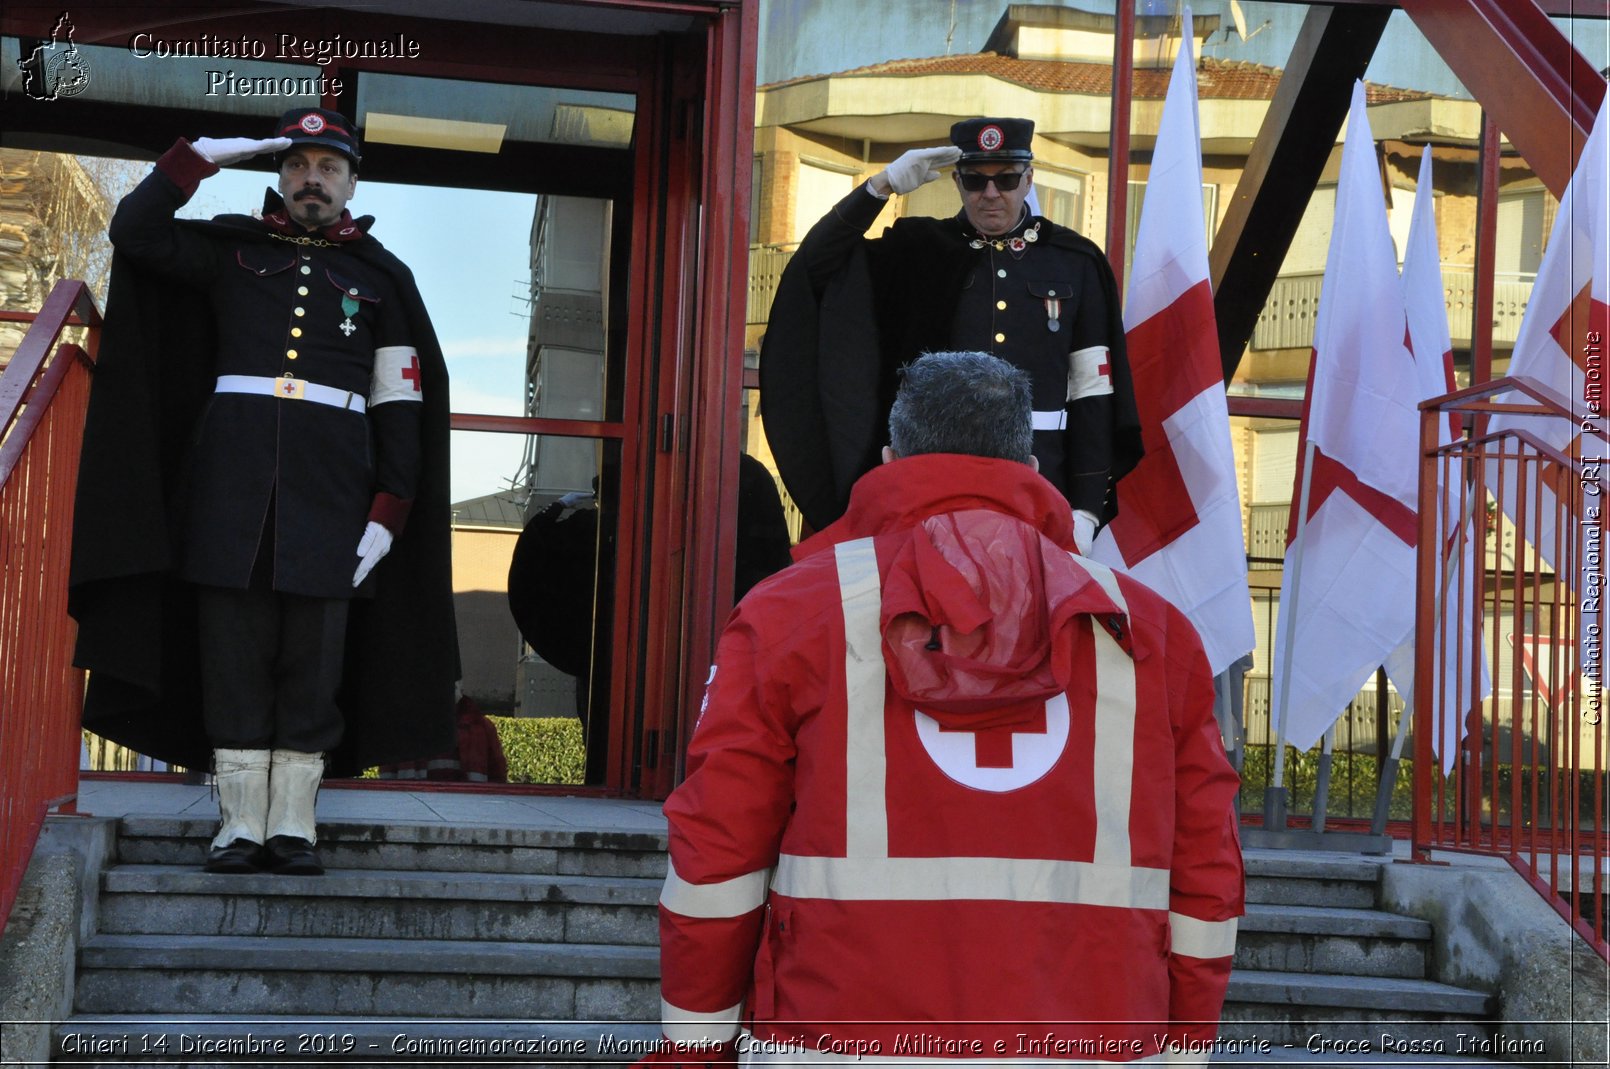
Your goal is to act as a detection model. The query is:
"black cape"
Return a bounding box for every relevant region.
[68,201,459,776]
[760,212,1142,531]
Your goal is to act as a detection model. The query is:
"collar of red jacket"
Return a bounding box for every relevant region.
[796,455,1136,727]
[795,454,1078,559]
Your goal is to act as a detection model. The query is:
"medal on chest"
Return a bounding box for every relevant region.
[968,220,1041,258]
[339,294,359,336]
[1045,297,1061,332]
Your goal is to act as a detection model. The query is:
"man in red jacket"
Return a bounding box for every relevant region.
[650,351,1243,1066]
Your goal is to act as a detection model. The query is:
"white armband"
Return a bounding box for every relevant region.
[370,345,424,407]
[1068,344,1113,401]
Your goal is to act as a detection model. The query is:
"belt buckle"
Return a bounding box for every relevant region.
[277,375,307,401]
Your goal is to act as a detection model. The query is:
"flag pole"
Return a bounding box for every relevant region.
[1269,436,1318,831]
[1312,724,1336,832]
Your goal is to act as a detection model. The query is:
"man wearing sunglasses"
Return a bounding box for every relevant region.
[761,117,1141,555]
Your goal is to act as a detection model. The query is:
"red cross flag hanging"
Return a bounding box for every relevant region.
[1270,82,1422,755]
[1091,7,1254,676]
[1489,95,1610,695]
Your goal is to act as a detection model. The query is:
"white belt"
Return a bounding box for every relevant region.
[1032,409,1067,431]
[215,374,366,414]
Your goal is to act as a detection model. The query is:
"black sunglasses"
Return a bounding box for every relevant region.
[957,169,1028,192]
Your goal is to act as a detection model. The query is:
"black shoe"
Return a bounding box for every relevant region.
[263,835,324,875]
[204,838,264,873]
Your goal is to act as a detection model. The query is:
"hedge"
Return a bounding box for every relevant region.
[491,715,586,785]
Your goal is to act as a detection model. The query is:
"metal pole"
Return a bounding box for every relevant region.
[1270,438,1319,830]
[1313,724,1336,832]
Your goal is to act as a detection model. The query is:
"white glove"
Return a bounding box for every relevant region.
[871,146,963,197]
[557,490,595,508]
[353,521,394,586]
[1072,510,1099,556]
[190,136,293,167]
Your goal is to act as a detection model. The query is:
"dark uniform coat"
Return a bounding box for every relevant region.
[760,183,1142,532]
[68,142,458,775]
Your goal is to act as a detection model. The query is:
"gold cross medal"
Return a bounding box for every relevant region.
[339,294,359,336]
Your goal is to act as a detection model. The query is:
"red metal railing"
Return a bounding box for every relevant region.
[0,280,101,937]
[1414,377,1607,960]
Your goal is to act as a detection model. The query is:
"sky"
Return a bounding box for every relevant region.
[181,166,535,503]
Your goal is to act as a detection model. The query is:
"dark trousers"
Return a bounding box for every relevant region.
[196,585,348,752]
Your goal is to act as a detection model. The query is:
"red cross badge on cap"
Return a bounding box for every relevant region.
[978,124,1004,151]
[300,113,326,134]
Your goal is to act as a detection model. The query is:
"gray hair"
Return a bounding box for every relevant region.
[888,351,1034,464]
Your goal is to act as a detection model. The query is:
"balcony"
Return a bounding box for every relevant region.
[746,245,796,326]
[1251,269,1534,353]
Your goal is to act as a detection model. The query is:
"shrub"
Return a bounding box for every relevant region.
[492,715,586,785]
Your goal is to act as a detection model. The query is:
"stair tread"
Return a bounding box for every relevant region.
[79,933,659,977]
[1227,969,1492,1013]
[117,815,668,851]
[101,864,662,904]
[1243,852,1386,881]
[1241,903,1431,939]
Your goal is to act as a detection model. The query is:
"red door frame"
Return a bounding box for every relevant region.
[612,3,760,799]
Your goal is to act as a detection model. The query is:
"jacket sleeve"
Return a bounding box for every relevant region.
[365,292,423,536]
[657,603,799,1044]
[106,140,222,290]
[795,182,888,296]
[1160,607,1244,1061]
[1063,258,1116,517]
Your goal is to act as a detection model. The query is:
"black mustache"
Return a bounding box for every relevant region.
[294,188,331,203]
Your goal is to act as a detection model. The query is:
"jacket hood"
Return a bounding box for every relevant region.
[800,455,1131,729]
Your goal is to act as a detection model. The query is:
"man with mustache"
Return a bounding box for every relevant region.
[761,118,1141,554]
[72,108,457,876]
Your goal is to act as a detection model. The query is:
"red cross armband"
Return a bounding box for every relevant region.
[1067,344,1113,402]
[371,344,425,407]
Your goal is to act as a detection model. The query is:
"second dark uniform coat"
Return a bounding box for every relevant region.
[761,184,1142,532]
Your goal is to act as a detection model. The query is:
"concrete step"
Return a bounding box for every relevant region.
[97,865,660,945]
[73,934,659,1020]
[52,1015,662,1066]
[1234,904,1431,979]
[1244,853,1385,909]
[1220,968,1496,1047]
[115,815,669,878]
[1227,969,1492,1016]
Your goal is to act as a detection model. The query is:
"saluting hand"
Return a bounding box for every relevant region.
[189,136,293,167]
[870,145,963,196]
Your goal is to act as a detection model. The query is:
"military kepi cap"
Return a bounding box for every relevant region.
[950,117,1034,163]
[274,107,362,166]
